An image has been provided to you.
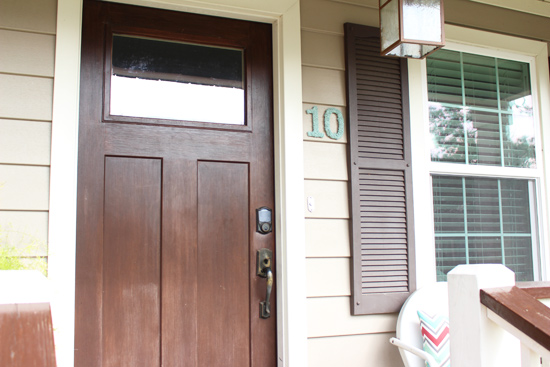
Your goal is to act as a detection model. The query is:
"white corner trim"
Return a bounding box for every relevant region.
[273,3,308,366]
[534,44,550,281]
[48,0,82,366]
[48,0,306,366]
[407,58,437,289]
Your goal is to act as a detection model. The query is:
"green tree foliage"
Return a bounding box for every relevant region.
[0,225,47,276]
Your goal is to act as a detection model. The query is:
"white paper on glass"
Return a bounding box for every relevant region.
[110,75,245,125]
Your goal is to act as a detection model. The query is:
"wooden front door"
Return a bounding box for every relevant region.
[74,2,276,366]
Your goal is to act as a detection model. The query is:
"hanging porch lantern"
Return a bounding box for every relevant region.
[380,0,445,59]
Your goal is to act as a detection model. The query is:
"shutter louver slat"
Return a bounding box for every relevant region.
[345,23,415,315]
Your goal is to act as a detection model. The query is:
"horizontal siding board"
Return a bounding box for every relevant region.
[0,0,57,34]
[304,180,349,219]
[0,119,51,165]
[308,334,403,367]
[0,74,53,121]
[0,30,55,77]
[306,258,350,297]
[0,211,48,255]
[306,296,397,337]
[305,219,350,257]
[0,165,50,210]
[304,141,348,180]
[301,0,378,35]
[301,31,344,70]
[302,66,346,106]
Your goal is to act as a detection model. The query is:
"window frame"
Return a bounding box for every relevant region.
[408,25,550,286]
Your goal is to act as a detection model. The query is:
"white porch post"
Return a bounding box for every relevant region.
[447,264,519,367]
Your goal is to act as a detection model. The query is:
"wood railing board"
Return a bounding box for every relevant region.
[0,302,57,367]
[516,282,550,299]
[480,286,550,352]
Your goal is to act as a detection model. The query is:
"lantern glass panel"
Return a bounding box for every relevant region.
[387,43,438,58]
[380,0,400,51]
[402,0,442,42]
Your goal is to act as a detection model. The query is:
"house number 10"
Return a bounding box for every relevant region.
[306,106,344,140]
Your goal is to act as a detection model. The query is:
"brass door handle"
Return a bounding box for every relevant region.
[260,267,273,319]
[257,248,273,319]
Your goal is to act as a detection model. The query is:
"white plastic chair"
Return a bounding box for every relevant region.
[389,282,449,367]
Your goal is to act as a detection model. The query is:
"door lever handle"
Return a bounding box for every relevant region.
[257,248,273,319]
[260,267,273,319]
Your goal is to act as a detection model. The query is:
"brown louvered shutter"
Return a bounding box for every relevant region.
[344,23,416,315]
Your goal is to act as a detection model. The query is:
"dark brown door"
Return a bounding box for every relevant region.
[74,2,276,367]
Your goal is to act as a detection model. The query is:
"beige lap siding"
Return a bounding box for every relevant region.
[0,0,56,257]
[302,0,550,365]
[301,0,402,366]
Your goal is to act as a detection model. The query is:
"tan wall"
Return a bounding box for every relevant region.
[445,0,550,43]
[301,0,550,366]
[301,0,403,366]
[0,0,57,258]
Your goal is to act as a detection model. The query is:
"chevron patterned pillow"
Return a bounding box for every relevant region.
[417,310,450,367]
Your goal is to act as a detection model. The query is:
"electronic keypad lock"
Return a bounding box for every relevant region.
[256,207,272,234]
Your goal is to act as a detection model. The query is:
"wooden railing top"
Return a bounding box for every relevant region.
[0,303,57,367]
[480,284,550,352]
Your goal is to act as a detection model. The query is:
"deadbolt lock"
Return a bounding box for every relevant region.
[256,207,272,235]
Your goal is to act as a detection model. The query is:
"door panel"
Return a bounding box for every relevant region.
[103,157,162,367]
[161,158,198,367]
[197,162,249,366]
[75,2,275,367]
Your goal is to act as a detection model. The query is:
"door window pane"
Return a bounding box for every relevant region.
[433,175,535,281]
[110,35,245,125]
[427,50,536,167]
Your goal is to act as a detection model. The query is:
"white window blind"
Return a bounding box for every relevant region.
[433,175,535,281]
[428,50,535,168]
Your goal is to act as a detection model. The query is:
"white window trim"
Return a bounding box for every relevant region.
[408,24,550,288]
[49,1,307,367]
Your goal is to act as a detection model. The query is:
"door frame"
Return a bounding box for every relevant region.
[48,0,307,366]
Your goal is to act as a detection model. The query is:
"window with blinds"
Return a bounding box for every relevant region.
[427,50,535,168]
[427,49,540,281]
[433,175,536,281]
